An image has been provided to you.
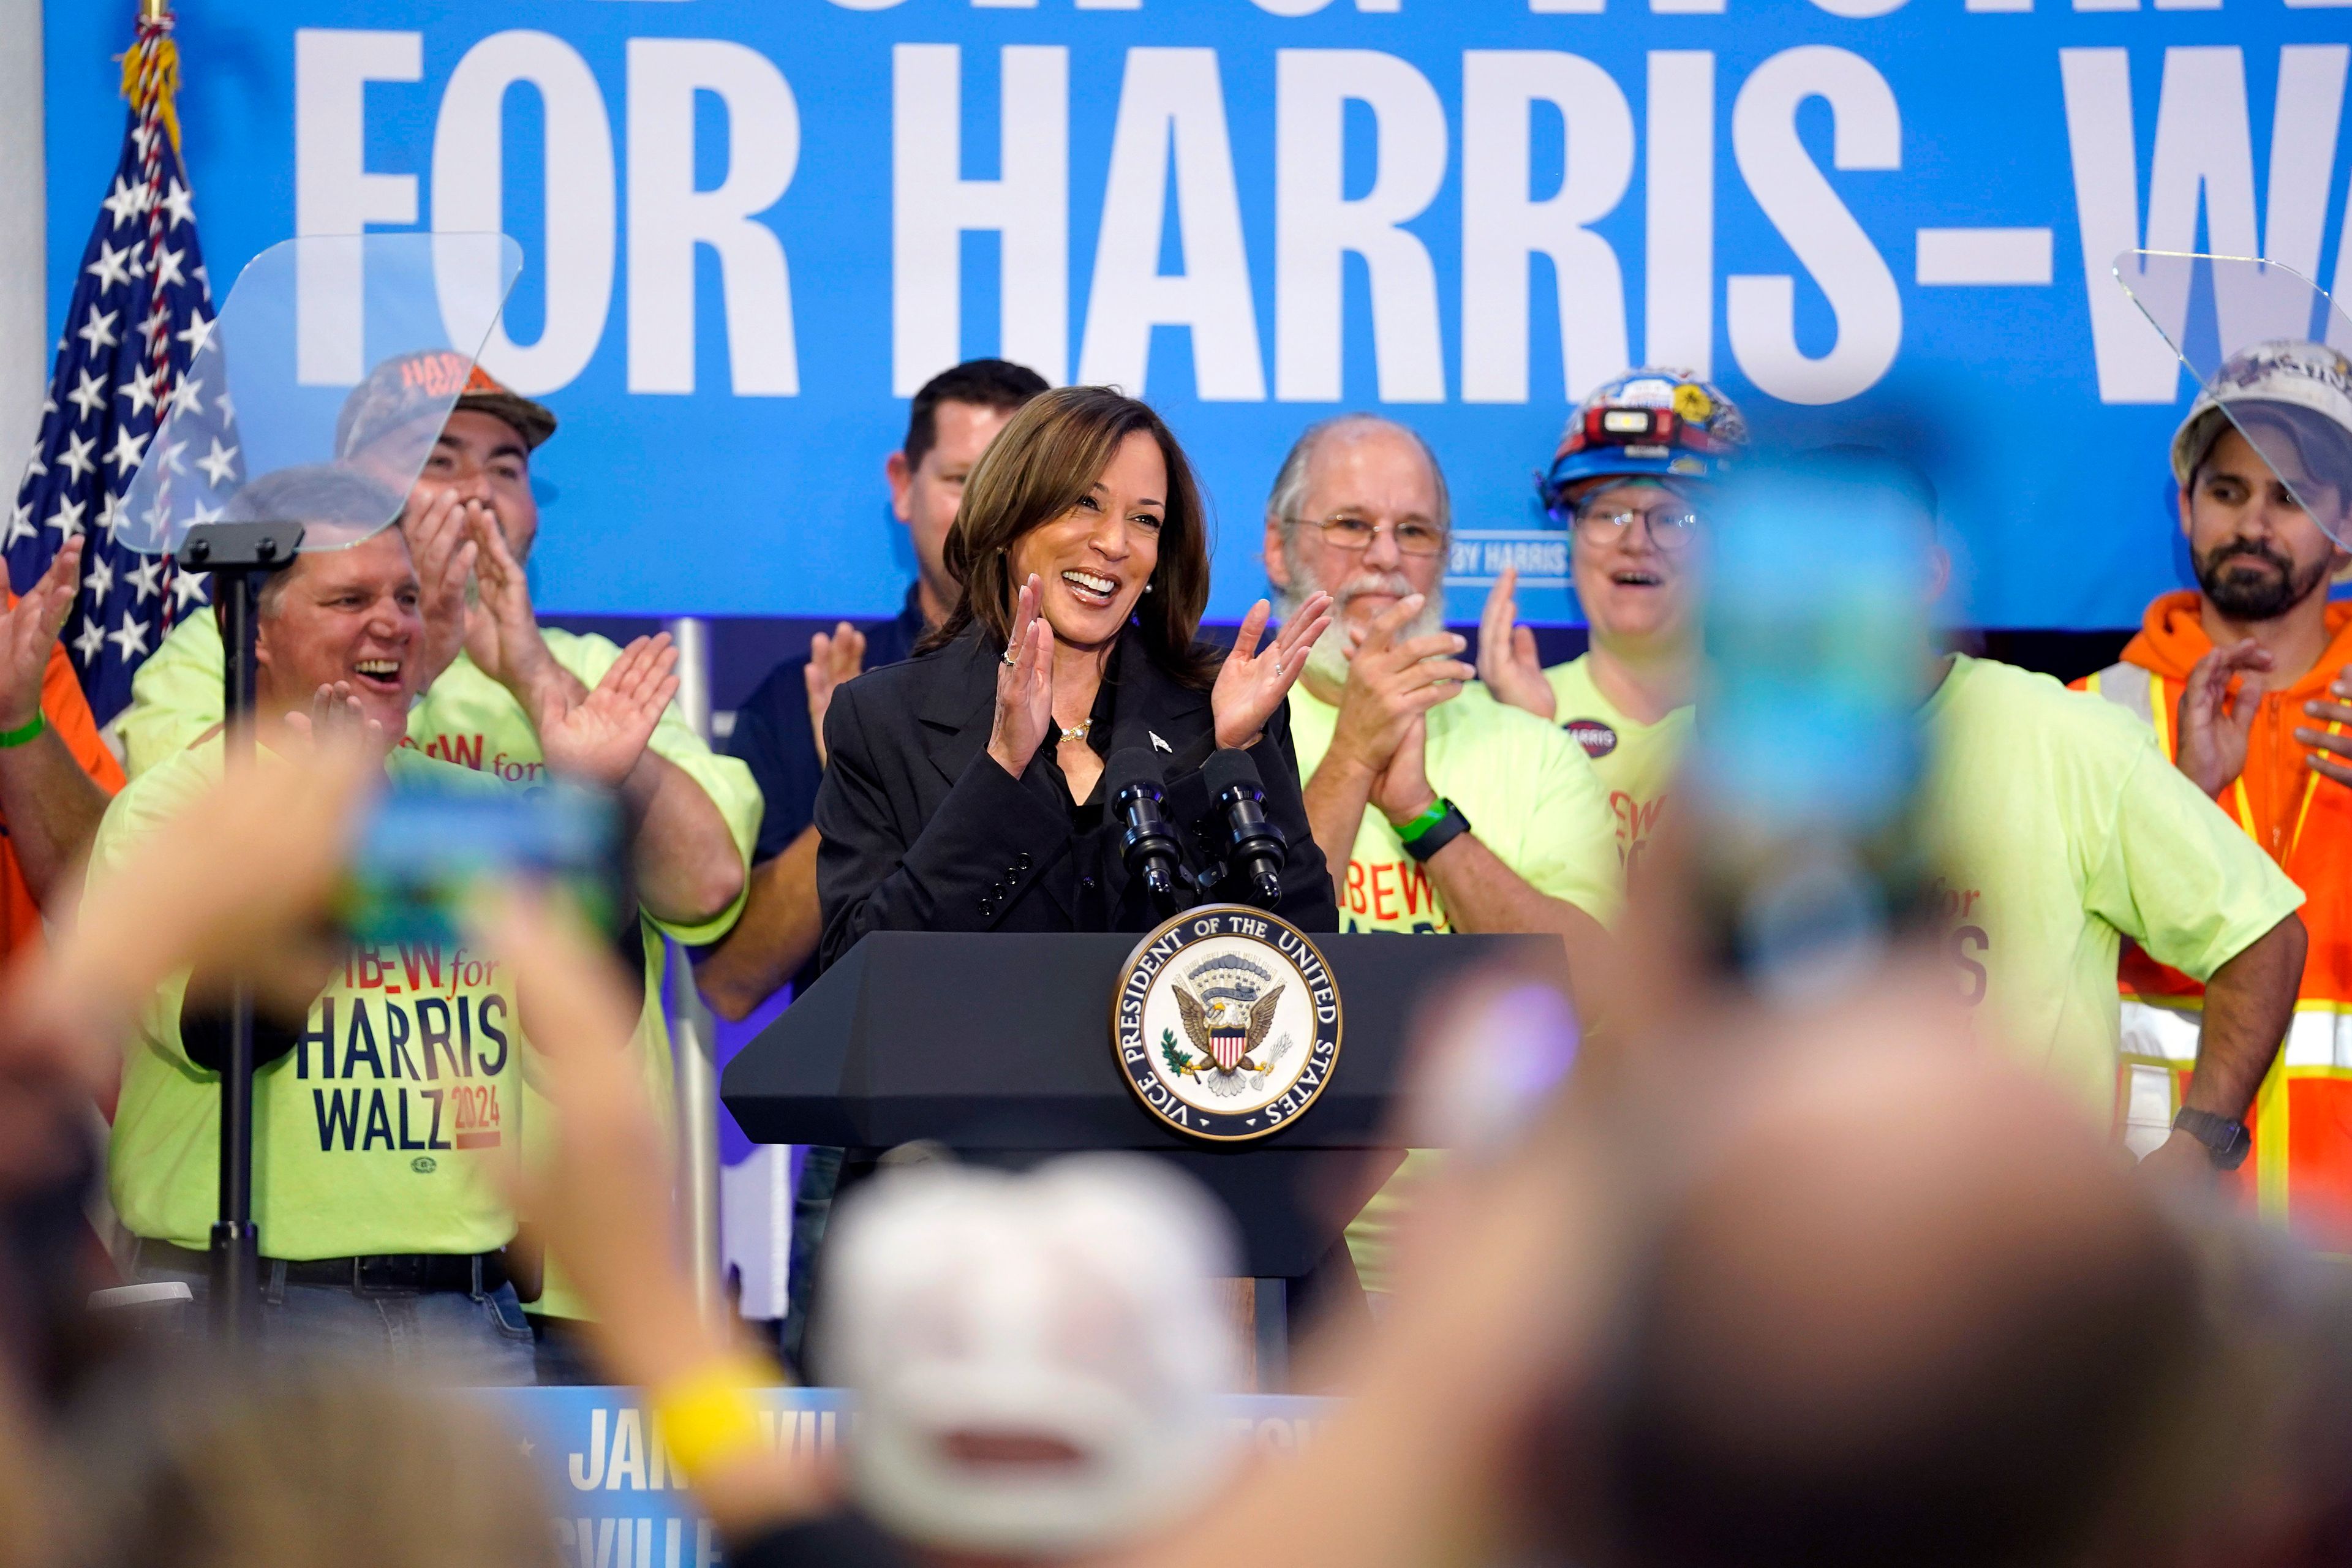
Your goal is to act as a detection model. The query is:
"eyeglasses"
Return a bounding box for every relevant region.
[1305,513,1448,557]
[1569,499,1703,551]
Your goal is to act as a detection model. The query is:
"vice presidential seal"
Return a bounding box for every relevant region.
[1112,905,1342,1142]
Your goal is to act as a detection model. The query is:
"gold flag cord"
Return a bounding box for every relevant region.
[118,4,181,156]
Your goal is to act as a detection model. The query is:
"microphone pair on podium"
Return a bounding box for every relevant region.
[1112,747,1287,914]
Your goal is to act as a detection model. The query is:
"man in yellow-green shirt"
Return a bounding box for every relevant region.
[1479,368,1744,884]
[114,355,760,1374]
[1264,413,1620,1294]
[106,466,684,1380]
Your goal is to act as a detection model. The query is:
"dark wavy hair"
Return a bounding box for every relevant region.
[921,386,1219,690]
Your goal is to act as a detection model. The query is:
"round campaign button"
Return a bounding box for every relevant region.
[1109,905,1344,1144]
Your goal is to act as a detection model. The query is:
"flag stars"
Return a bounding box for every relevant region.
[86,239,132,293]
[153,246,187,292]
[101,176,147,228]
[118,366,160,419]
[97,490,130,539]
[171,569,209,612]
[127,556,164,604]
[175,310,211,355]
[170,375,203,417]
[160,179,194,230]
[77,304,120,356]
[56,432,97,484]
[46,495,86,540]
[104,425,149,478]
[72,617,106,667]
[105,615,151,663]
[83,553,115,601]
[195,438,239,488]
[66,368,107,423]
[2,503,32,551]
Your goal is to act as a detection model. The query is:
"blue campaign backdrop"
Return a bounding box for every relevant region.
[487,1385,1332,1567]
[39,1,2352,629]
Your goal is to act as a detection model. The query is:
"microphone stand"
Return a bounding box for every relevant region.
[178,518,303,1344]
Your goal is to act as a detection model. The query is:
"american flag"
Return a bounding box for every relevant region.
[7,15,234,725]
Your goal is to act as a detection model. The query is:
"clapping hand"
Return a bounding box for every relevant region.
[405,488,481,693]
[535,633,680,790]
[1212,593,1332,748]
[805,622,868,767]
[987,574,1056,780]
[2175,639,2271,796]
[0,535,81,732]
[463,505,560,701]
[281,679,391,756]
[1477,567,1555,721]
[2295,660,2352,790]
[1328,594,1474,780]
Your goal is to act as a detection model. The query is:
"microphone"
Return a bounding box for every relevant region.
[1109,748,1189,912]
[1204,748,1286,910]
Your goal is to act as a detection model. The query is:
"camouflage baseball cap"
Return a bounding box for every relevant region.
[333,349,558,461]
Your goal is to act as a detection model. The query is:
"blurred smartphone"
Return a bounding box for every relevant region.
[339,779,625,946]
[1688,450,1936,990]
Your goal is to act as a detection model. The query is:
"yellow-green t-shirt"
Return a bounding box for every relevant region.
[1921,655,2304,1117]
[102,742,527,1259]
[119,611,764,1313]
[1289,679,1621,1291]
[1285,680,1623,933]
[1544,654,1694,883]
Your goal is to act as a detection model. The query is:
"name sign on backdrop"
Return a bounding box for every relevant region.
[39,2,2352,629]
[487,1387,1333,1568]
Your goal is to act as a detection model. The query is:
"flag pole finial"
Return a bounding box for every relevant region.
[140,0,170,23]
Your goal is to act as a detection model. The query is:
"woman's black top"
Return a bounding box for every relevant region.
[812,627,1336,971]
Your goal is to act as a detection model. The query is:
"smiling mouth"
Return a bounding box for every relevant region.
[352,658,403,692]
[1061,568,1120,606]
[1610,571,1663,587]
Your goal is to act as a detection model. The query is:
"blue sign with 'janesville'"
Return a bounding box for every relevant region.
[38,1,2352,629]
[484,1385,1332,1568]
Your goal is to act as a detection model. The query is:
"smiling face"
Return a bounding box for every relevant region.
[255,527,424,734]
[1267,423,1449,644]
[1006,429,1166,655]
[1569,477,1704,656]
[2182,422,2348,624]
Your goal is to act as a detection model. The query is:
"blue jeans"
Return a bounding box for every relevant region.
[134,1251,537,1386]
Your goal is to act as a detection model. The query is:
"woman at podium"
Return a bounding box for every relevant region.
[813,386,1338,964]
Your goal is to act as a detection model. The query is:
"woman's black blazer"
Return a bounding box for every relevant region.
[813,628,1336,971]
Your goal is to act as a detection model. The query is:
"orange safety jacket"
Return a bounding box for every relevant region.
[2075,590,2352,1246]
[0,611,124,964]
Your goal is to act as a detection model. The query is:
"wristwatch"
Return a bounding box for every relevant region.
[1396,798,1473,864]
[2172,1109,2252,1171]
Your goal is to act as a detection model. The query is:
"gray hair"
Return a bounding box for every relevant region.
[1265,415,1452,557]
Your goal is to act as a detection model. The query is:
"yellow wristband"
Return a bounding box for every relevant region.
[649,1352,774,1483]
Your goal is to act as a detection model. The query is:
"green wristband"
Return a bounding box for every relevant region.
[1392,797,1449,844]
[0,712,43,750]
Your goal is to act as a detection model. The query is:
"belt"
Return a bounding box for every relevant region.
[135,1238,511,1297]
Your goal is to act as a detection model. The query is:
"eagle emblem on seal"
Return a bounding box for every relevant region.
[1173,978,1286,1075]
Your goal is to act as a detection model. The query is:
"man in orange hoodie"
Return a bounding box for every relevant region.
[2078,339,2352,1244]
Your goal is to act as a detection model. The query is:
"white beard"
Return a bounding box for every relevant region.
[1278,558,1446,689]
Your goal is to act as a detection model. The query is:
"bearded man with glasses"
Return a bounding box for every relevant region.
[1478,369,1747,883]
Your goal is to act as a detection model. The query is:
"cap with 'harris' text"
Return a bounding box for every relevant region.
[334,350,559,461]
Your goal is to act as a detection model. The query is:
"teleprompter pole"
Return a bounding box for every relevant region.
[180,519,303,1343]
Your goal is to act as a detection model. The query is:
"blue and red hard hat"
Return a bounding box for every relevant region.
[1539,368,1749,517]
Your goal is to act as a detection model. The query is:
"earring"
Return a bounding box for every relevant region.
[1143,580,1154,594]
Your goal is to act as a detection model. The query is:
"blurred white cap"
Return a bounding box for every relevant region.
[816,1153,1242,1557]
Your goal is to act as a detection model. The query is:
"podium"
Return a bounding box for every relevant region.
[722,928,1569,1373]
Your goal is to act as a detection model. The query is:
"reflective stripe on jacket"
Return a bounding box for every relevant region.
[2079,596,2352,1245]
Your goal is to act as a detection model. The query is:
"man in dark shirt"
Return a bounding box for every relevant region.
[698,359,1047,1018]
